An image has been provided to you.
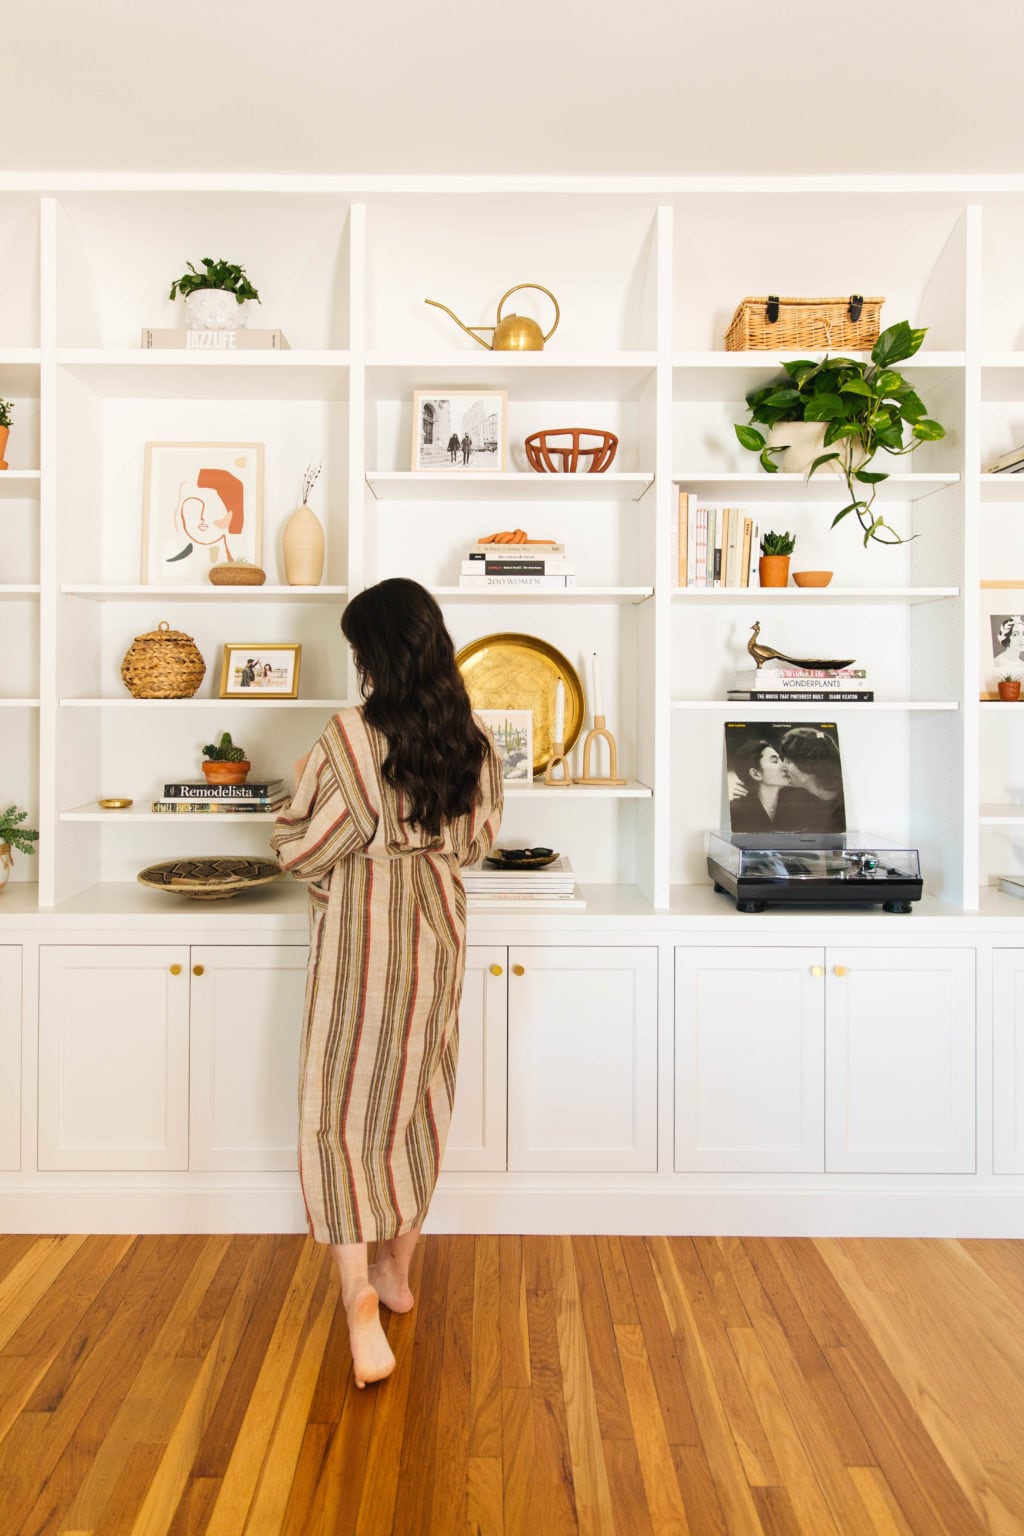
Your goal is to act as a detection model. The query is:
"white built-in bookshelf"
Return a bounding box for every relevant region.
[5,176,1024,911]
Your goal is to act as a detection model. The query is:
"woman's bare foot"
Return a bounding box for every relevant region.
[368,1254,415,1314]
[345,1283,395,1388]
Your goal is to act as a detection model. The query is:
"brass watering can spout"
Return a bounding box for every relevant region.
[424,283,560,351]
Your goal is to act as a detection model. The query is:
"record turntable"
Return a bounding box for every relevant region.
[707,832,922,914]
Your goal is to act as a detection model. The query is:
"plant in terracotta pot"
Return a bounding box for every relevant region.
[201,731,251,784]
[0,803,38,890]
[734,320,946,547]
[997,674,1022,702]
[168,258,261,331]
[0,397,12,470]
[758,529,795,588]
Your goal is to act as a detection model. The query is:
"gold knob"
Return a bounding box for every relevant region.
[489,963,503,976]
[193,964,205,976]
[833,965,848,978]
[810,965,824,977]
[169,964,182,976]
[512,964,525,976]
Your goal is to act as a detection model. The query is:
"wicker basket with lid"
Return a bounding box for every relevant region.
[725,294,885,352]
[120,620,206,698]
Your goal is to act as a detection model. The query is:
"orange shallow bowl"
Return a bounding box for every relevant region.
[792,570,833,588]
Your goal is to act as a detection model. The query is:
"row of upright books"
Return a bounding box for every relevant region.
[151,779,289,814]
[458,540,577,591]
[461,855,586,910]
[674,493,760,588]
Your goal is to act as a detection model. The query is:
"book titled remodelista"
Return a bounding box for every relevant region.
[162,779,286,799]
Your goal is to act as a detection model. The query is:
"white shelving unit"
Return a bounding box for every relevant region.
[0,175,1022,911]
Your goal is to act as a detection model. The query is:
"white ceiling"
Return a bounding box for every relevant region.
[9,0,1024,178]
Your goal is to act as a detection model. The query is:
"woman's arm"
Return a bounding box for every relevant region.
[271,738,368,882]
[460,736,505,867]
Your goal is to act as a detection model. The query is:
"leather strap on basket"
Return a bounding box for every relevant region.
[764,294,864,329]
[766,296,780,323]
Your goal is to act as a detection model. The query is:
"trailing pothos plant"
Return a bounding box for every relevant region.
[734,321,946,546]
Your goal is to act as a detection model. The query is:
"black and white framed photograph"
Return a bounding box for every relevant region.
[412,390,507,471]
[725,721,846,841]
[988,611,1024,691]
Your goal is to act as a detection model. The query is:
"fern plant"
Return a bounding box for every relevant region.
[0,804,38,854]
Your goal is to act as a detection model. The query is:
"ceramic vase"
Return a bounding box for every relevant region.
[758,555,791,588]
[0,425,8,470]
[183,290,251,330]
[283,503,325,586]
[0,844,11,892]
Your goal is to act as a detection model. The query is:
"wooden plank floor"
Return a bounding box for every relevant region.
[1,1234,1023,1535]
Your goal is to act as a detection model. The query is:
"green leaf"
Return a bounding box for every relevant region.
[762,388,802,409]
[912,417,946,441]
[735,425,765,451]
[807,452,841,476]
[872,321,926,368]
[830,504,858,527]
[854,469,888,483]
[758,447,780,473]
[802,393,848,421]
[838,378,874,397]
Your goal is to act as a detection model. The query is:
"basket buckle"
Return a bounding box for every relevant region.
[849,294,864,321]
[766,295,780,324]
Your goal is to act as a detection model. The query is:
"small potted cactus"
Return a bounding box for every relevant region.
[758,530,796,588]
[201,731,251,784]
[997,673,1022,702]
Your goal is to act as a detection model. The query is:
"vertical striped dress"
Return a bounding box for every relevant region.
[270,707,503,1245]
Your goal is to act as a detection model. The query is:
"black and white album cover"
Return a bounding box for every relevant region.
[724,721,846,847]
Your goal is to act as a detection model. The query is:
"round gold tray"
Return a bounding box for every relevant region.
[456,633,584,772]
[137,856,282,901]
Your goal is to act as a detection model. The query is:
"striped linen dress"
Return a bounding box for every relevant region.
[270,707,503,1245]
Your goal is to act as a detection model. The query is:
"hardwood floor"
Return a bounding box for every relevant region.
[0,1234,1022,1535]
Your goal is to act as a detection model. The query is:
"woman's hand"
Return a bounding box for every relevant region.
[728,771,748,802]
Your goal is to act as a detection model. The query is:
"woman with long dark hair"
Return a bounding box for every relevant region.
[271,579,503,1387]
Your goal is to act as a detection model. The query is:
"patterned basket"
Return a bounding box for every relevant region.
[120,620,206,699]
[725,295,884,352]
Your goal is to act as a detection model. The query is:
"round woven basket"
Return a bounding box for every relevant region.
[120,620,206,699]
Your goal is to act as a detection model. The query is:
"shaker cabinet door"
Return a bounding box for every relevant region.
[445,945,508,1172]
[993,949,1024,1174]
[0,946,22,1171]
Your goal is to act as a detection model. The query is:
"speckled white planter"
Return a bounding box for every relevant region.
[767,421,862,476]
[183,290,251,330]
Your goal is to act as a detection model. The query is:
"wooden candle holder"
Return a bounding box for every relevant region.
[575,716,627,786]
[543,741,573,786]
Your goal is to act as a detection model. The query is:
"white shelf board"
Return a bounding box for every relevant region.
[60,803,283,822]
[505,780,651,799]
[432,586,652,605]
[0,698,39,707]
[365,471,654,503]
[672,351,965,402]
[0,471,41,499]
[0,585,40,598]
[61,584,349,602]
[671,586,958,605]
[57,350,351,401]
[672,699,958,713]
[0,353,42,396]
[365,353,657,402]
[979,805,1024,824]
[980,700,1024,712]
[60,697,344,709]
[980,473,1024,501]
[671,472,958,503]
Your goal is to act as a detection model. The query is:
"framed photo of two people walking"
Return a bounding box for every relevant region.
[412,391,507,471]
[725,721,847,848]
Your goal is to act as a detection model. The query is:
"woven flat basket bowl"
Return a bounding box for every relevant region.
[120,620,206,698]
[725,295,884,351]
[208,564,267,586]
[137,856,282,900]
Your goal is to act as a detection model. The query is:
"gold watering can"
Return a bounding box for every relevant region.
[425,283,560,351]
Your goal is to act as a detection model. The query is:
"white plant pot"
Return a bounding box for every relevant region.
[183,290,251,331]
[767,421,861,477]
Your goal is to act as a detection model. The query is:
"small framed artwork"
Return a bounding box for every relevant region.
[724,720,846,846]
[477,708,533,781]
[143,442,264,584]
[412,390,507,472]
[981,604,1024,698]
[219,643,302,699]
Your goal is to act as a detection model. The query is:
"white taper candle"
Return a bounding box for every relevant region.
[591,652,604,716]
[554,678,565,742]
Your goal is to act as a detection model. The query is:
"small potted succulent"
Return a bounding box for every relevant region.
[202,731,251,785]
[0,397,13,470]
[0,803,38,890]
[168,258,261,331]
[997,674,1022,702]
[758,530,795,588]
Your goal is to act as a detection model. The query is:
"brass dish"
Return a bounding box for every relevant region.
[456,633,584,772]
[137,855,282,901]
[97,797,133,810]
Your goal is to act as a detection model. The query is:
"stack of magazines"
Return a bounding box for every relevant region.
[461,854,586,910]
[151,778,289,814]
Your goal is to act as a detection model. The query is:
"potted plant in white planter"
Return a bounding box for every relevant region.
[0,803,38,890]
[734,320,946,547]
[0,398,13,470]
[168,258,261,331]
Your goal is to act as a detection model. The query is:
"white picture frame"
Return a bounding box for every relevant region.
[412,390,507,471]
[142,441,264,584]
[477,709,534,781]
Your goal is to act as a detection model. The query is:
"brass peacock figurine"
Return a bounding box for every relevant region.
[747,621,855,672]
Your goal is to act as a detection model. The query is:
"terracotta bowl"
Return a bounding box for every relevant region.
[792,570,834,588]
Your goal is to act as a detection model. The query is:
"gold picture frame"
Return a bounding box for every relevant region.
[219,642,301,699]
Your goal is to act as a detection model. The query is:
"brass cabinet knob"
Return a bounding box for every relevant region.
[489,963,503,976]
[193,964,205,977]
[512,964,525,976]
[810,965,824,977]
[833,965,848,977]
[169,963,182,976]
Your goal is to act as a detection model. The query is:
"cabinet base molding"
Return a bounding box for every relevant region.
[1,1181,1022,1239]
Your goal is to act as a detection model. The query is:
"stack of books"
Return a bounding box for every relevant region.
[986,444,1024,474]
[152,778,289,814]
[727,667,874,704]
[675,493,760,588]
[459,542,577,591]
[140,329,291,350]
[461,854,586,909]
[998,875,1024,899]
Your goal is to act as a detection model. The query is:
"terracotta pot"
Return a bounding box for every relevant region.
[0,424,8,471]
[202,759,251,785]
[283,503,325,586]
[758,555,791,588]
[997,680,1021,701]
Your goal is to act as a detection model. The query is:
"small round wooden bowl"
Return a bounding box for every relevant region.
[792,570,834,587]
[208,565,267,586]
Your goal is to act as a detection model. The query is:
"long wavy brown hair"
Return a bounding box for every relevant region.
[341,579,490,835]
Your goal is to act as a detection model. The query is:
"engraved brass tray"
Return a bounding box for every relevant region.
[456,633,584,773]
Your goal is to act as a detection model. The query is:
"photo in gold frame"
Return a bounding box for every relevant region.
[219,642,301,699]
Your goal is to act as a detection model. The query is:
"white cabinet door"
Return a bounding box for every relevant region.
[38,946,190,1171]
[993,950,1024,1173]
[826,947,976,1173]
[189,945,307,1172]
[0,947,21,1171]
[507,946,657,1173]
[445,945,508,1172]
[674,947,825,1173]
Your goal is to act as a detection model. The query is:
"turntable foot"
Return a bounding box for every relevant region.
[883,901,912,914]
[713,882,726,893]
[737,899,766,913]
